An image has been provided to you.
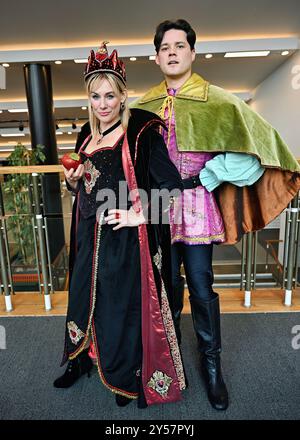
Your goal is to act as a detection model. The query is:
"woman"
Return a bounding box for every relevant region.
[54,42,186,408]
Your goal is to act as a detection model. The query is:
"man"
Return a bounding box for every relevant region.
[132,19,300,411]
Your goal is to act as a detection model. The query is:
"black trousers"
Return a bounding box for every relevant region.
[171,242,215,301]
[171,242,222,357]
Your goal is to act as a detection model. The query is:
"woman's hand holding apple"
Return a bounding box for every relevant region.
[61,153,84,190]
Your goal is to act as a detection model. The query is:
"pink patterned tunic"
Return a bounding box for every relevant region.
[163,88,225,245]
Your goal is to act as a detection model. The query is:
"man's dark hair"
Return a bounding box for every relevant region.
[154,19,196,53]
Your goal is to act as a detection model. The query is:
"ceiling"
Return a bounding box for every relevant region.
[0,0,300,156]
[1,0,300,46]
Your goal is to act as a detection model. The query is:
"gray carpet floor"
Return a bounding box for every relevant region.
[0,313,299,420]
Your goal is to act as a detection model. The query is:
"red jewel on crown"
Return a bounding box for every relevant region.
[84,41,126,85]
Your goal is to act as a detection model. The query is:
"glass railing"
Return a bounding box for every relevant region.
[0,165,71,310]
[0,165,299,311]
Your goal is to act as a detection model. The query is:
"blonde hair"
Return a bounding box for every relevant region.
[85,73,130,138]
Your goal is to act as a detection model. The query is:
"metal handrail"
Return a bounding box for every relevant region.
[0,165,63,174]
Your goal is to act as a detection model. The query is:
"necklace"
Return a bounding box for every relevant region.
[97,119,122,145]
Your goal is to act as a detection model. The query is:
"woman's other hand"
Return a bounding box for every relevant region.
[105,207,146,230]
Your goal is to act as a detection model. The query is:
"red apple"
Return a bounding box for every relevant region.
[61,152,82,170]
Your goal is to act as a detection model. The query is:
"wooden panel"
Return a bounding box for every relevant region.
[0,288,299,317]
[183,288,300,314]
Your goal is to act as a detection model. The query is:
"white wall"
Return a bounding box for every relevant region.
[250,50,300,158]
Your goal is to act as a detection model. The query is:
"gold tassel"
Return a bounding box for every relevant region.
[158,95,174,149]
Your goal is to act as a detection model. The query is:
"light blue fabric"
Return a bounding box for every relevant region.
[199,152,265,193]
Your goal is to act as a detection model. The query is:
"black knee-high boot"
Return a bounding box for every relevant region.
[53,348,93,388]
[173,276,185,345]
[190,293,228,410]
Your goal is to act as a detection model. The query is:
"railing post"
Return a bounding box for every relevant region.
[0,222,12,311]
[32,173,52,311]
[0,187,14,293]
[284,194,299,306]
[282,207,290,289]
[0,184,13,311]
[244,232,254,307]
[294,204,300,288]
[240,234,246,290]
[252,231,258,290]
[0,185,13,312]
[31,216,42,290]
[43,217,54,291]
[294,217,300,286]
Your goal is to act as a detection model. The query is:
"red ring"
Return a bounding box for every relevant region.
[115,212,121,219]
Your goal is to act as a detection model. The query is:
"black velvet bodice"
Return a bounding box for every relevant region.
[78,134,129,219]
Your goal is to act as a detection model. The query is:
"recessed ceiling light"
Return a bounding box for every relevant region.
[224,51,270,58]
[55,60,62,65]
[205,54,213,59]
[149,56,156,61]
[81,106,87,110]
[56,131,63,135]
[130,57,137,61]
[1,133,25,137]
[2,63,10,67]
[8,109,28,113]
[74,59,88,63]
[0,110,2,113]
[67,131,72,135]
[281,50,289,56]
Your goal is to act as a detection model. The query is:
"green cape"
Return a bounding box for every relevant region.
[131,73,300,244]
[132,73,300,173]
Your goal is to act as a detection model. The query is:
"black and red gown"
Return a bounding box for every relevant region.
[60,109,186,405]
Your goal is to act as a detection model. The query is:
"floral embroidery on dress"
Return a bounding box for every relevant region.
[153,246,186,391]
[147,370,173,398]
[160,280,186,390]
[67,321,85,345]
[84,159,100,194]
[153,247,162,273]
